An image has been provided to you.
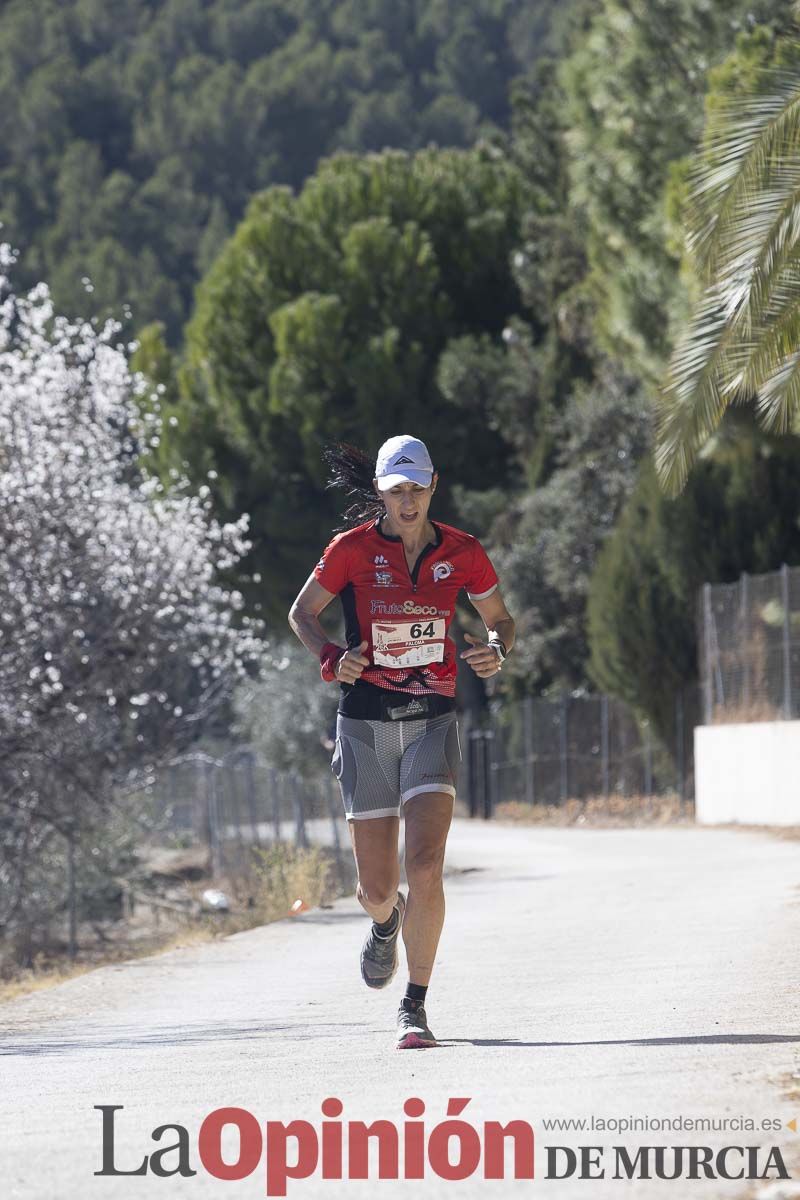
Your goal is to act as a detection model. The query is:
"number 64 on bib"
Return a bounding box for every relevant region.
[371,618,446,668]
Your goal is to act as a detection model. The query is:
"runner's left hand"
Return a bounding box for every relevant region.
[460,632,502,678]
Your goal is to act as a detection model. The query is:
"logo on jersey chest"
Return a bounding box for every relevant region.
[431,559,455,581]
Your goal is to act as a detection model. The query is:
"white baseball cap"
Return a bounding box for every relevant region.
[375,434,434,490]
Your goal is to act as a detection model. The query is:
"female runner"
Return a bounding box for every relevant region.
[288,434,515,1048]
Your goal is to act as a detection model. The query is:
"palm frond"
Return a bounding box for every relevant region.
[659,51,800,491]
[754,344,800,431]
[684,65,800,280]
[655,284,739,495]
[714,167,800,332]
[726,270,800,392]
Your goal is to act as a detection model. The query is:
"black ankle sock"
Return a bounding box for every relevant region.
[402,983,428,1013]
[373,903,399,937]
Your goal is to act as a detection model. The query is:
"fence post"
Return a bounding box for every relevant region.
[469,730,493,820]
[739,572,750,710]
[476,730,485,819]
[326,776,348,888]
[270,768,281,843]
[675,689,685,804]
[484,729,495,819]
[469,727,488,819]
[227,756,246,871]
[205,757,222,879]
[244,749,262,848]
[194,759,209,846]
[601,693,610,799]
[781,563,792,719]
[67,828,77,960]
[702,583,713,723]
[643,721,653,796]
[460,709,472,813]
[559,695,568,804]
[467,730,478,818]
[523,695,535,807]
[293,774,309,849]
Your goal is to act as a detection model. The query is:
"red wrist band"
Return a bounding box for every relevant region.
[320,641,345,683]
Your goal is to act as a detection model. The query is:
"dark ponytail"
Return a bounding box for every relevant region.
[322,440,384,532]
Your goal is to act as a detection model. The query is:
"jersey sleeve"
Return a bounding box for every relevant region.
[466,538,499,601]
[313,533,350,595]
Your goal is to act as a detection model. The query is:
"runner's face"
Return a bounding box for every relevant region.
[374,475,438,533]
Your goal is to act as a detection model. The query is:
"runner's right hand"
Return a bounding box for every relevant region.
[334,640,369,684]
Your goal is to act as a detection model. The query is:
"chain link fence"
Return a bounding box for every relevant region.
[144,685,702,878]
[128,562,800,880]
[699,563,800,724]
[149,747,351,888]
[461,689,698,819]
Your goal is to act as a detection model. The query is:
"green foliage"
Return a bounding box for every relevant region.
[232,637,339,779]
[587,413,800,737]
[483,366,652,694]
[168,146,532,623]
[436,330,535,470]
[11,0,797,731]
[503,50,612,487]
[0,0,555,343]
[557,0,796,383]
[656,21,800,493]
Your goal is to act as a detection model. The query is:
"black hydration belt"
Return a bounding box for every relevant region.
[338,683,456,723]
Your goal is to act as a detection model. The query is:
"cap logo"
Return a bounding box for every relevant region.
[393,455,415,464]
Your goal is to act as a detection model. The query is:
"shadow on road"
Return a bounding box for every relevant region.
[3,1028,797,1056]
[443,1033,800,1048]
[0,1020,371,1055]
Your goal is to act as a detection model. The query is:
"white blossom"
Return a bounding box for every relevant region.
[0,244,268,920]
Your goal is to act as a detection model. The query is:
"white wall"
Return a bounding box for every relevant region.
[695,720,800,826]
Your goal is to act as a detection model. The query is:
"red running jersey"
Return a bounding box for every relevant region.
[313,516,499,697]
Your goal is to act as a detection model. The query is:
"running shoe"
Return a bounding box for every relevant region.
[360,890,406,989]
[396,1002,438,1049]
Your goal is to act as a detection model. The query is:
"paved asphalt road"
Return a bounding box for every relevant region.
[1,818,799,1200]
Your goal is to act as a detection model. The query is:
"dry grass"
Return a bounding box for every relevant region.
[236,842,347,923]
[769,825,800,841]
[710,700,784,724]
[706,822,800,842]
[0,842,354,1005]
[0,960,102,1002]
[490,796,800,842]
[492,792,693,827]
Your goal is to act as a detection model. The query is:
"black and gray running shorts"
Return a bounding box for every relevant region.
[330,709,462,820]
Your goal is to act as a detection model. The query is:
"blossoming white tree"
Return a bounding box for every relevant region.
[0,242,267,960]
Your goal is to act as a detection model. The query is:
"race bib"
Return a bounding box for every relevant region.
[371,618,446,668]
